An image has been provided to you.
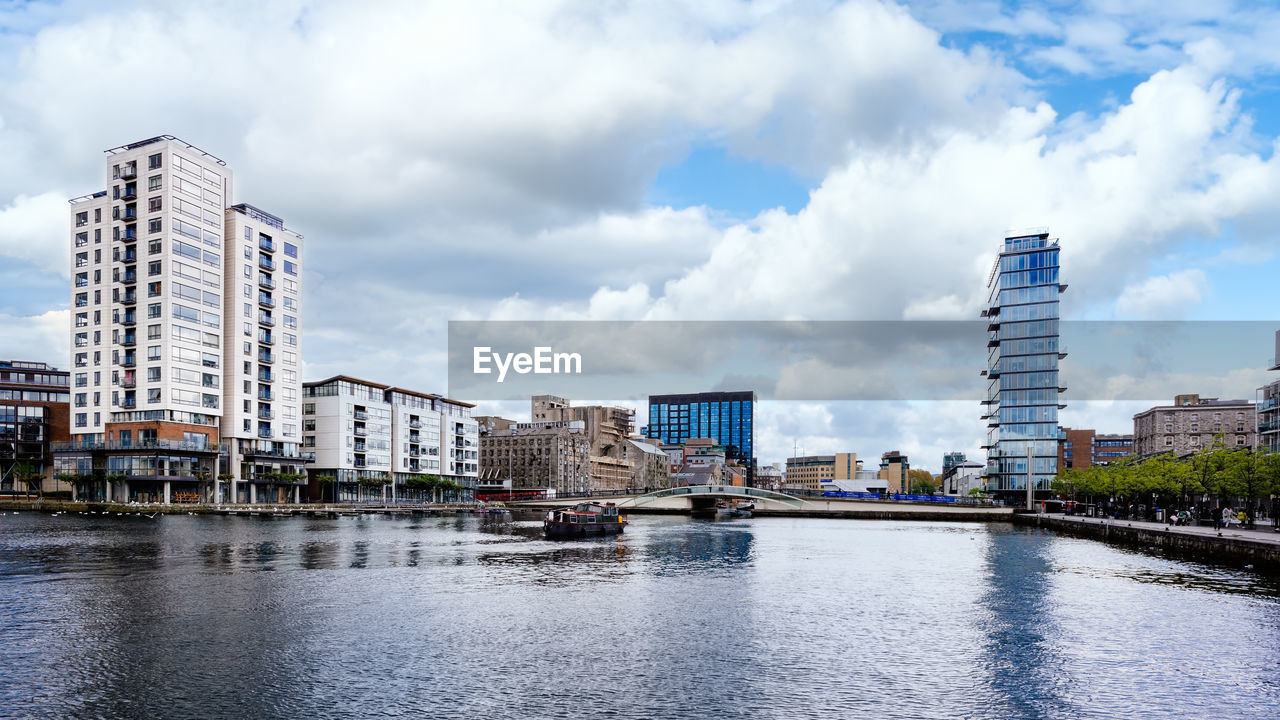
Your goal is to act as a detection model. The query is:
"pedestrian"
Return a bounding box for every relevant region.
[1222,506,1234,529]
[1238,509,1248,528]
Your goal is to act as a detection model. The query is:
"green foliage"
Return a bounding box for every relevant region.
[1051,444,1280,507]
[909,477,938,495]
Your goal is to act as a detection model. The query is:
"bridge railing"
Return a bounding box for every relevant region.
[621,485,806,509]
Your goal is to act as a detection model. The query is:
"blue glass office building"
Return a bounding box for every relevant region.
[981,230,1065,502]
[645,391,755,483]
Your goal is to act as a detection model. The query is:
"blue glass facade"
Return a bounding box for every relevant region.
[982,232,1064,499]
[645,391,755,483]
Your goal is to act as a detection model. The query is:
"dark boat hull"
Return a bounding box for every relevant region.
[543,520,626,538]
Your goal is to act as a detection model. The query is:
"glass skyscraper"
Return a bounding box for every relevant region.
[645,391,755,483]
[981,230,1065,503]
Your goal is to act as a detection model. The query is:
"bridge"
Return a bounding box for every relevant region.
[616,485,806,510]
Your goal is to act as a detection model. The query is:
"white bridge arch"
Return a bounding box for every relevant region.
[617,484,806,509]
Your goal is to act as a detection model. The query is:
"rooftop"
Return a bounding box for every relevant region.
[104,135,227,166]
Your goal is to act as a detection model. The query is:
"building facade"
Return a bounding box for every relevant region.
[1133,394,1256,458]
[1258,330,1280,454]
[1057,427,1134,472]
[646,391,755,484]
[58,136,246,503]
[1,361,70,495]
[878,451,910,494]
[303,376,478,503]
[981,229,1065,502]
[221,203,308,503]
[784,452,858,492]
[478,418,590,498]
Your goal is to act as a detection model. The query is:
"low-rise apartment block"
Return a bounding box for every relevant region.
[1,361,70,495]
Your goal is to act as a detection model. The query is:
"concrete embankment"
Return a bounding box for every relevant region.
[0,499,473,517]
[1016,513,1280,573]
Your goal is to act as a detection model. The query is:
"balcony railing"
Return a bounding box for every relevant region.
[120,315,136,326]
[52,438,218,453]
[120,398,136,409]
[259,238,275,253]
[120,377,136,389]
[120,293,137,305]
[259,256,275,271]
[257,427,273,438]
[121,186,137,201]
[258,295,274,308]
[120,356,136,368]
[119,251,137,263]
[353,460,367,468]
[118,207,137,222]
[353,427,367,436]
[409,420,422,429]
[259,276,274,290]
[119,228,137,241]
[120,336,136,347]
[353,443,367,452]
[257,409,275,420]
[258,314,275,327]
[119,271,137,284]
[354,410,368,420]
[258,371,274,382]
[258,351,275,364]
[258,332,274,345]
[119,165,137,180]
[257,390,274,401]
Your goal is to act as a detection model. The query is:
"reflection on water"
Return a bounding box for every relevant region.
[0,513,1277,720]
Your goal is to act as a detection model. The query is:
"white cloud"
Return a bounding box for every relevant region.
[0,310,68,366]
[1113,269,1208,319]
[0,192,69,276]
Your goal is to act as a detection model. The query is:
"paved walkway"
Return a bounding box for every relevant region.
[1041,513,1280,547]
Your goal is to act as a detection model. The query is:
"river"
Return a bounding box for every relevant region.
[1,511,1278,719]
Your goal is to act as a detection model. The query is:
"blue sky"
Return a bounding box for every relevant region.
[2,0,1280,468]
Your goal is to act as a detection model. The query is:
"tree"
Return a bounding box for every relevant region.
[907,469,937,495]
[1218,448,1272,526]
[10,462,39,499]
[1189,435,1229,503]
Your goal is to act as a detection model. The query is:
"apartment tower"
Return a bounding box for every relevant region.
[981,229,1065,503]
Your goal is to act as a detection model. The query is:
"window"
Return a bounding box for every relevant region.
[147,388,161,403]
[148,153,162,170]
[75,272,88,287]
[284,260,297,276]
[284,242,298,258]
[244,246,252,259]
[149,218,163,234]
[147,345,161,361]
[1238,436,1246,445]
[147,367,161,382]
[94,208,101,223]
[284,315,297,329]
[75,373,87,387]
[148,281,162,298]
[75,211,88,227]
[1164,423,1172,433]
[172,304,200,323]
[1165,437,1173,446]
[148,197,162,212]
[75,293,88,307]
[148,175,162,191]
[149,239,162,255]
[75,413,87,428]
[147,302,162,319]
[75,232,88,247]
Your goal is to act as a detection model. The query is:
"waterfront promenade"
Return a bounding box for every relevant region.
[1019,512,1280,572]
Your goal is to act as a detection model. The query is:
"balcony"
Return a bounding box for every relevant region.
[409,420,422,429]
[354,442,367,452]
[259,275,275,290]
[121,185,137,201]
[120,292,137,305]
[120,376,136,389]
[120,315,136,327]
[257,408,275,420]
[118,207,137,223]
[119,228,137,242]
[119,250,137,263]
[353,459,367,469]
[259,237,275,253]
[353,426,367,437]
[258,295,274,308]
[258,371,274,382]
[259,256,275,271]
[409,434,420,443]
[120,336,136,347]
[354,410,368,420]
[119,271,137,284]
[257,389,274,401]
[258,314,275,327]
[119,165,137,180]
[120,355,136,368]
[258,332,274,345]
[257,351,275,364]
[409,449,421,457]
[257,427,273,438]
[120,398,136,409]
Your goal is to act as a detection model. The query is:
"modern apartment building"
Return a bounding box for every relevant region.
[980,229,1065,503]
[1258,330,1280,454]
[303,376,478,503]
[878,450,910,494]
[1133,394,1256,457]
[646,390,755,484]
[55,136,310,504]
[1,361,70,495]
[221,203,308,503]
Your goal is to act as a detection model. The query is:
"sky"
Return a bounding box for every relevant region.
[2,0,1280,472]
